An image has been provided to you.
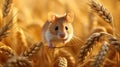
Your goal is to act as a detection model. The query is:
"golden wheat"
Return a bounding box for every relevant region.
[89,0,113,24]
[0,45,15,58]
[14,30,28,55]
[78,32,105,62]
[55,49,76,67]
[2,0,13,18]
[3,56,32,67]
[0,17,13,41]
[54,57,68,67]
[107,35,120,52]
[22,42,43,58]
[110,41,120,52]
[0,0,119,67]
[90,42,109,67]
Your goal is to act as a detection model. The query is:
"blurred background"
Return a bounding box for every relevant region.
[13,0,120,41]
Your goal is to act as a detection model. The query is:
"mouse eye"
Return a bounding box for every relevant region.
[65,26,68,30]
[55,26,58,31]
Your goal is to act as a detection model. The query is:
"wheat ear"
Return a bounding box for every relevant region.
[90,42,109,67]
[2,0,13,18]
[107,35,120,52]
[54,57,68,67]
[0,17,13,41]
[3,56,32,67]
[0,45,15,58]
[89,0,113,24]
[22,42,43,58]
[78,32,105,62]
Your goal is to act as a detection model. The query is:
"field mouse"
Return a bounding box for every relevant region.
[42,11,74,48]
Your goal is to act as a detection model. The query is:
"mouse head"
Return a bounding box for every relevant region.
[48,11,74,43]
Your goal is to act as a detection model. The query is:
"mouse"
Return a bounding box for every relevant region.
[42,11,74,48]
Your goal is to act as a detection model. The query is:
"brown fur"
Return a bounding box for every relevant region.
[42,11,74,47]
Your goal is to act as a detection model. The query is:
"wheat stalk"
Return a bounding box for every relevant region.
[3,56,32,67]
[14,30,28,55]
[2,0,13,18]
[78,32,106,62]
[0,45,15,58]
[90,42,109,67]
[22,42,43,58]
[89,0,113,24]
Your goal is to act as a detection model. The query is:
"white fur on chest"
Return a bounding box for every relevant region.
[45,30,57,42]
[44,29,74,46]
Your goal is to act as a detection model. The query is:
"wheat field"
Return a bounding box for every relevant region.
[0,0,120,67]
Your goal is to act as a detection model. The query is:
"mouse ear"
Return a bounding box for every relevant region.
[48,12,56,23]
[66,11,74,23]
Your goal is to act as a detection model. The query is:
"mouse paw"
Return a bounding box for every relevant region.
[48,43,53,48]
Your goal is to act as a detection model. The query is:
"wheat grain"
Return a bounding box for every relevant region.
[90,42,109,67]
[107,35,120,52]
[110,41,120,52]
[3,56,32,67]
[22,42,43,58]
[57,57,67,67]
[0,17,13,41]
[0,45,15,58]
[54,49,76,67]
[89,0,113,24]
[2,0,13,18]
[78,32,105,62]
[54,57,68,67]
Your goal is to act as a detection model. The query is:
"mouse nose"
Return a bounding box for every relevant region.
[59,33,65,38]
